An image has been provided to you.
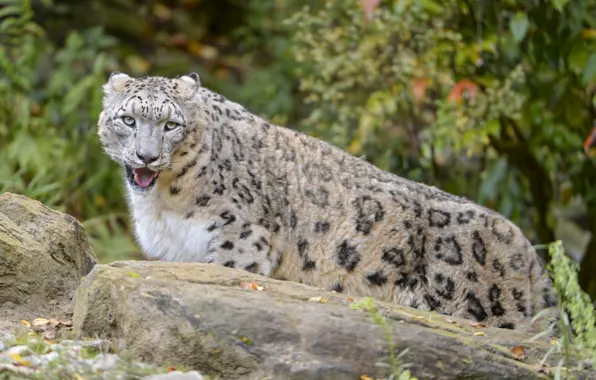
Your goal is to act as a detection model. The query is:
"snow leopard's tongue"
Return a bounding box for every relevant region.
[133,167,158,188]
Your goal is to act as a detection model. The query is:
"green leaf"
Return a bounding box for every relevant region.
[0,5,24,19]
[568,44,588,75]
[240,336,253,345]
[509,12,529,43]
[62,75,95,115]
[0,17,21,32]
[582,53,596,85]
[551,0,569,12]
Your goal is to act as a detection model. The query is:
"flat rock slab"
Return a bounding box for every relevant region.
[73,261,591,380]
[0,193,98,325]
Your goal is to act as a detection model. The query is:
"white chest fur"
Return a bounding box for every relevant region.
[128,191,214,262]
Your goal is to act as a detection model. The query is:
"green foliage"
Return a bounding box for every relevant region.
[548,241,596,364]
[222,0,311,124]
[509,12,529,43]
[351,297,418,380]
[0,0,138,262]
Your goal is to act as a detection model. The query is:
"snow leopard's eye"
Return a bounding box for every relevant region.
[121,116,136,127]
[164,121,181,131]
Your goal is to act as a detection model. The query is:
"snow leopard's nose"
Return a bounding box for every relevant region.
[136,152,159,164]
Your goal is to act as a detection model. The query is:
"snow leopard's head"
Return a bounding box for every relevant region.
[98,72,201,193]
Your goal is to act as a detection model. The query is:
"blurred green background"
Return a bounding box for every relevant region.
[1,0,596,299]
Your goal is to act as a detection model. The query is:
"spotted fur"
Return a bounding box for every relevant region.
[98,72,557,330]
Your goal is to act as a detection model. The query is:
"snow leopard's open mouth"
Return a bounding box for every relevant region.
[125,165,159,191]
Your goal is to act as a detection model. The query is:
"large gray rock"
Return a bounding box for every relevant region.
[73,261,590,380]
[0,192,98,322]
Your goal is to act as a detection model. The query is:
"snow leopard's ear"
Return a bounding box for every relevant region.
[173,72,201,99]
[104,72,132,94]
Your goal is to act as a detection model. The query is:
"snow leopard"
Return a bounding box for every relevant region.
[97,72,557,330]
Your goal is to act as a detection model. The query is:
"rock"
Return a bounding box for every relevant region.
[91,353,122,372]
[0,193,98,322]
[0,331,14,351]
[0,363,35,376]
[142,371,204,380]
[73,261,592,380]
[38,351,59,364]
[55,339,108,350]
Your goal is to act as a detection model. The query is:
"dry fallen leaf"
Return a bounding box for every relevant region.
[511,346,527,361]
[10,354,31,367]
[55,319,73,327]
[27,317,73,339]
[360,375,374,380]
[31,318,73,329]
[444,317,457,324]
[239,282,264,291]
[473,332,486,337]
[308,296,327,303]
[20,320,30,327]
[32,318,49,332]
[347,297,354,303]
[168,367,176,372]
[534,360,550,374]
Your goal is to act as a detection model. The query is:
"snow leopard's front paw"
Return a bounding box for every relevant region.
[207,223,273,277]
